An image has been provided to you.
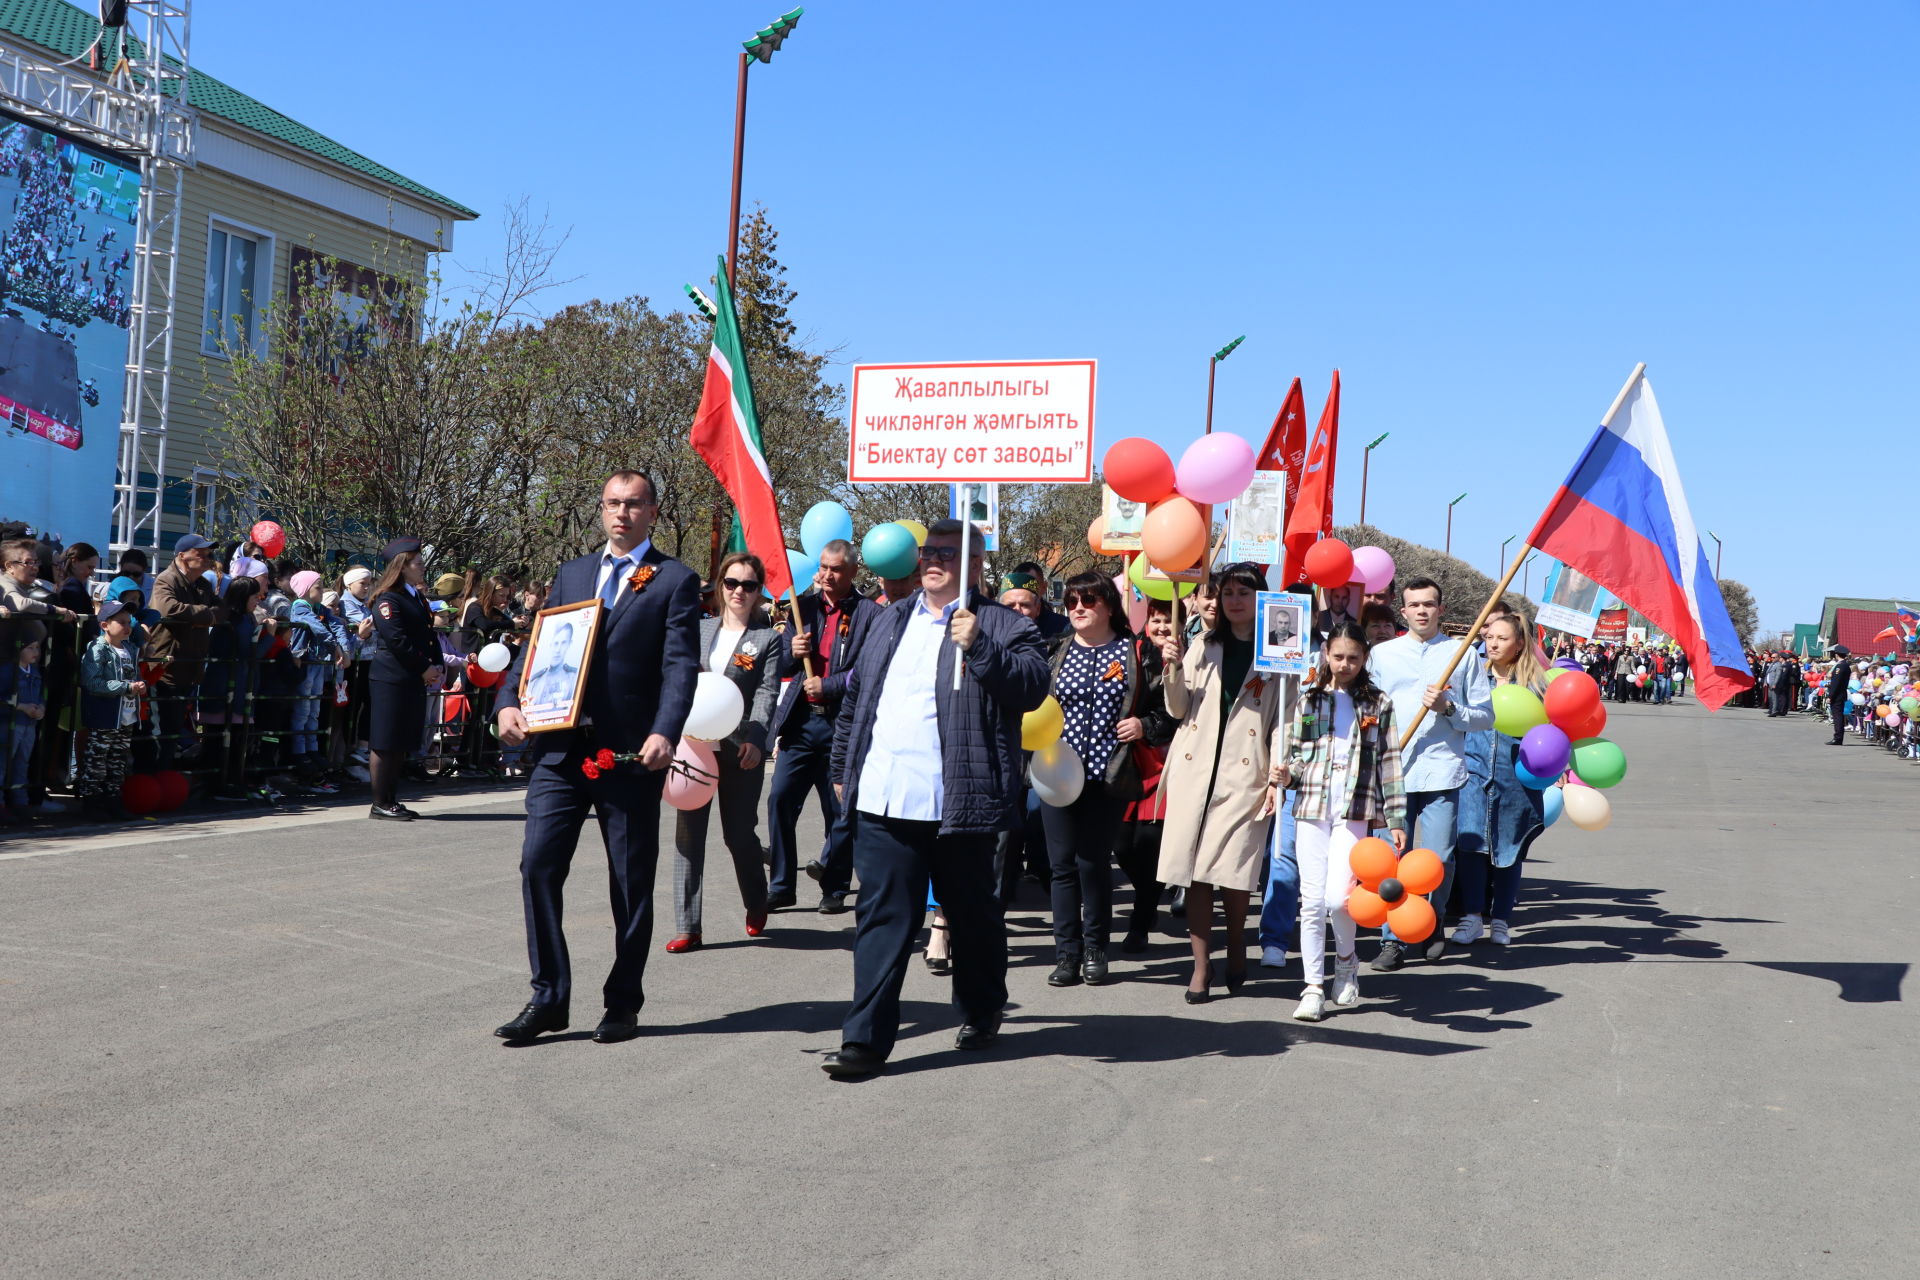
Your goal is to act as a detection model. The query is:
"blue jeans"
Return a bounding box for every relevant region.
[1653,673,1671,704]
[5,717,33,807]
[1259,793,1299,951]
[1381,788,1458,943]
[291,664,325,756]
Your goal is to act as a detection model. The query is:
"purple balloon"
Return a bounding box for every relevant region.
[1552,657,1584,672]
[1519,724,1572,778]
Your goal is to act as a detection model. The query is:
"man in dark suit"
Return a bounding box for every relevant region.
[766,539,876,911]
[820,520,1049,1078]
[492,469,702,1044]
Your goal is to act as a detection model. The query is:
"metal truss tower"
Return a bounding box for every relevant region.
[0,1,194,552]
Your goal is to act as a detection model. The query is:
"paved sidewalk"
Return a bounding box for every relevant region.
[2,699,1913,1278]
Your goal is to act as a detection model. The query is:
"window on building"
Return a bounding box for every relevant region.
[204,222,274,357]
[188,467,255,539]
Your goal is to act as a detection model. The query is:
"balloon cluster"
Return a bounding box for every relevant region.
[1344,837,1444,942]
[1497,666,1622,832]
[1101,435,1254,576]
[466,641,513,689]
[1852,662,1918,733]
[1021,696,1084,806]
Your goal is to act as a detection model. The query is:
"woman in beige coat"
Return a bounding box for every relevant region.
[1157,563,1291,1003]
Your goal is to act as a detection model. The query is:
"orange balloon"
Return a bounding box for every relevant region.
[1140,496,1208,571]
[1347,886,1390,927]
[1086,515,1106,556]
[1387,895,1436,943]
[1348,836,1398,889]
[1397,848,1444,895]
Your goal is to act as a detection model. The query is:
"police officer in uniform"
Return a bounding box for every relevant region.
[366,536,443,819]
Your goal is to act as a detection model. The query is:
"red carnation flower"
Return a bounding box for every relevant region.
[595,748,616,769]
[582,761,602,780]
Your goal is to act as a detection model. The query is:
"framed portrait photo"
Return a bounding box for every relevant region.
[1099,484,1146,553]
[1255,590,1312,676]
[519,598,603,732]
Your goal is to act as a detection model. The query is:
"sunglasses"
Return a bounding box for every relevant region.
[720,577,762,593]
[1062,593,1106,610]
[918,545,960,564]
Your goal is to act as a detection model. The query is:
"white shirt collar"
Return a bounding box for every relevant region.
[602,540,652,565]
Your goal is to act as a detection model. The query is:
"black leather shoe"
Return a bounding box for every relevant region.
[369,803,414,822]
[803,859,827,883]
[1082,944,1110,985]
[592,1010,640,1043]
[767,891,798,911]
[955,1017,1002,1051]
[494,1001,568,1040]
[821,1043,886,1078]
[1047,956,1083,987]
[818,894,850,915]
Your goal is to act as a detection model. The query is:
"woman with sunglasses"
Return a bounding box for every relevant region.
[1037,572,1161,986]
[1158,562,1291,1003]
[665,552,781,953]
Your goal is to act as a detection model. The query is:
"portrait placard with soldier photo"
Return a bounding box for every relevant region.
[519,598,602,731]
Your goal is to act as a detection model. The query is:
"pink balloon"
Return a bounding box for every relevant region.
[1351,545,1396,593]
[664,738,719,811]
[1174,434,1256,504]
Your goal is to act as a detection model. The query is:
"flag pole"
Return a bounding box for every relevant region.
[1395,362,1645,750]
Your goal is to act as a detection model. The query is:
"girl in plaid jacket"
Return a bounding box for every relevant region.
[1274,621,1407,1022]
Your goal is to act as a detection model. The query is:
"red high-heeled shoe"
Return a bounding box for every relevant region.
[664,934,702,954]
[745,910,768,938]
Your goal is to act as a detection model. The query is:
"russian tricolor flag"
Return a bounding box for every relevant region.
[1526,368,1754,710]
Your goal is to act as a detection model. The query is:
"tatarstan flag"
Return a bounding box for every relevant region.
[690,256,792,598]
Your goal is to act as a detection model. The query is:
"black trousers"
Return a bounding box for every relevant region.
[1831,706,1847,743]
[842,814,1005,1059]
[1039,779,1118,959]
[767,712,837,898]
[671,748,769,935]
[518,752,665,1013]
[1113,818,1164,933]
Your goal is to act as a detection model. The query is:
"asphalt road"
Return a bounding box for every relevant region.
[3,697,1914,1279]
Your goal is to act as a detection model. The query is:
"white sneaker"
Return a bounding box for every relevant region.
[1292,987,1325,1022]
[1329,958,1360,1008]
[1451,914,1486,945]
[1489,919,1512,946]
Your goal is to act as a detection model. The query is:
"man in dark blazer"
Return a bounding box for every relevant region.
[820,520,1049,1078]
[766,539,877,911]
[492,469,701,1044]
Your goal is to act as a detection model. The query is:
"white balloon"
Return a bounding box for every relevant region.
[684,671,745,742]
[477,642,512,673]
[1030,740,1084,807]
[1562,784,1612,832]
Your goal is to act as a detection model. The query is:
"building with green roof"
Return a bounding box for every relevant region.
[0,0,476,551]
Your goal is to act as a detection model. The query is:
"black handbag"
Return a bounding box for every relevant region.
[1103,740,1143,803]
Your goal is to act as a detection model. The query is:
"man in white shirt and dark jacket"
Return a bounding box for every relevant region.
[821,520,1049,1078]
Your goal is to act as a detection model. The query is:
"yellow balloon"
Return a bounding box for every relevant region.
[1021,695,1064,751]
[898,519,928,546]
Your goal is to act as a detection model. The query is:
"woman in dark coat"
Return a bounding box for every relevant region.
[366,537,442,820]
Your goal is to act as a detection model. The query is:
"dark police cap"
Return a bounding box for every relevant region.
[383,536,422,559]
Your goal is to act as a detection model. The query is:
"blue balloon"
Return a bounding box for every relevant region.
[1542,784,1564,828]
[861,522,919,580]
[799,501,854,558]
[785,549,818,598]
[1514,757,1555,790]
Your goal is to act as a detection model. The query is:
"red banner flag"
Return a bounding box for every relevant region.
[1254,376,1307,520]
[1281,371,1340,584]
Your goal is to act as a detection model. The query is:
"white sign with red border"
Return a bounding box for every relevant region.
[847,359,1096,484]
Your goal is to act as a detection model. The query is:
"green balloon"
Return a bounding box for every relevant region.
[1901,697,1919,717]
[1491,684,1548,738]
[1544,667,1568,684]
[1570,736,1628,789]
[1126,552,1198,602]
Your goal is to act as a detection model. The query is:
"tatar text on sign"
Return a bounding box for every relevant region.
[847,359,1096,483]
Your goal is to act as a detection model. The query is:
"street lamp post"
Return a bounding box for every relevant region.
[1445,491,1468,557]
[1359,432,1389,527]
[1522,551,1539,597]
[1708,529,1723,580]
[727,7,804,288]
[1204,335,1245,434]
[1500,533,1517,577]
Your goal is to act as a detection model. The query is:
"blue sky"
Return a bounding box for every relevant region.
[198,0,1917,632]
